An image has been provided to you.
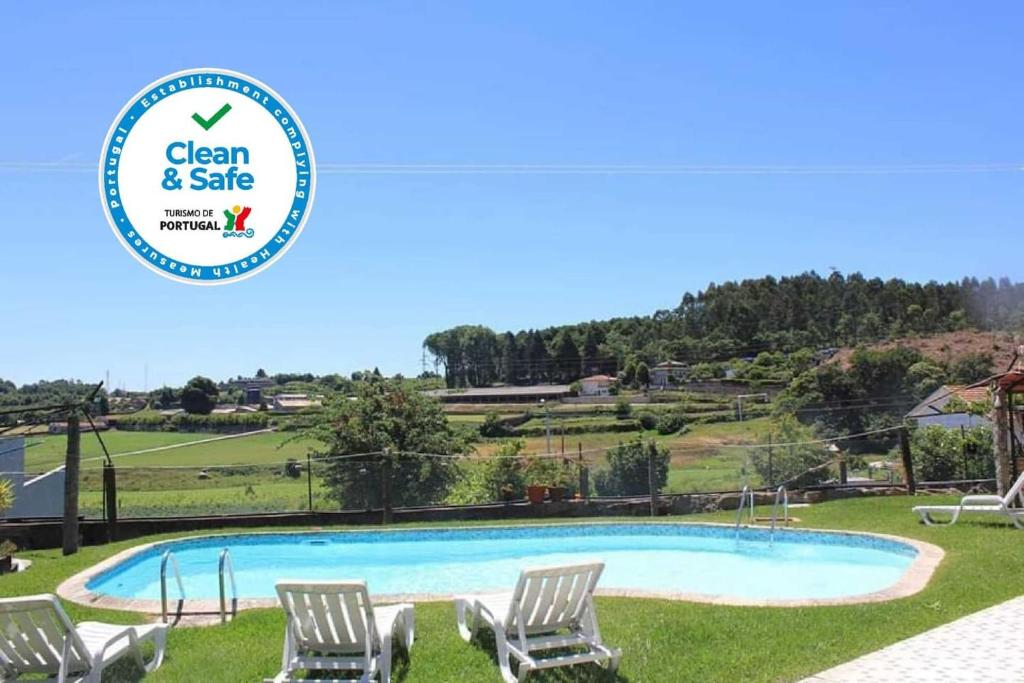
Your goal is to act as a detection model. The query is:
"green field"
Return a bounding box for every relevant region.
[20,417,775,517]
[7,496,1024,682]
[24,431,313,470]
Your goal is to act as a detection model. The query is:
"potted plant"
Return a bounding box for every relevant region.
[546,459,574,502]
[0,540,16,574]
[524,457,550,504]
[500,483,516,502]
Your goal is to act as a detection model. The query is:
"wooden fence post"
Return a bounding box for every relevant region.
[62,411,80,556]
[578,443,589,502]
[103,462,117,543]
[647,442,657,517]
[306,453,314,512]
[899,426,916,495]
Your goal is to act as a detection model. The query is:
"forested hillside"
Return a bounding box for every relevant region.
[423,272,1024,388]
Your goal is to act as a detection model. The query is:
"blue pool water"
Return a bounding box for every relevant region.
[86,524,917,602]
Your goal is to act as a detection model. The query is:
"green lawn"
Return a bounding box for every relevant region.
[4,495,1022,682]
[25,431,314,470]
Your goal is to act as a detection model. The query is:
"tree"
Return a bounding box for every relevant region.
[949,353,993,384]
[750,416,831,487]
[180,376,218,415]
[293,380,473,509]
[594,440,669,496]
[908,425,993,481]
[255,368,268,378]
[635,362,651,389]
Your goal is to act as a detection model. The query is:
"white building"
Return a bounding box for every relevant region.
[651,361,689,388]
[579,375,613,397]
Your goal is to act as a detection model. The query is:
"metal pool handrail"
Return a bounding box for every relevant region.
[218,548,237,624]
[734,485,755,538]
[769,485,789,545]
[160,550,185,624]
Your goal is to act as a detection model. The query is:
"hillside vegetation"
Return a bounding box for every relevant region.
[424,272,1024,387]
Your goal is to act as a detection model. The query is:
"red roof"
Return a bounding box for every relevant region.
[952,386,990,403]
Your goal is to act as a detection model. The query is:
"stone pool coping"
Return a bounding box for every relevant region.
[57,521,944,617]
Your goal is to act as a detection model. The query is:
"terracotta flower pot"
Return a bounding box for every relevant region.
[526,485,547,504]
[547,486,566,502]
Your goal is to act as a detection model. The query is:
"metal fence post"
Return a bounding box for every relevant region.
[306,453,313,512]
[381,449,393,524]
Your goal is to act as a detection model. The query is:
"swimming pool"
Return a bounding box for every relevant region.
[69,523,940,608]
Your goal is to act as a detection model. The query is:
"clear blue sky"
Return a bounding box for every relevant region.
[1,2,1022,390]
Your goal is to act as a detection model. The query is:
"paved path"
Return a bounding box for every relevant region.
[802,596,1024,682]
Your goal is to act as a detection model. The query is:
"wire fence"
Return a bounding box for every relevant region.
[12,423,933,519]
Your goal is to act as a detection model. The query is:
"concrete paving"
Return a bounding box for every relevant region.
[802,596,1024,682]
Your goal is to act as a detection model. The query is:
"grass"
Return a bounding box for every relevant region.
[4,496,1023,681]
[23,418,773,517]
[25,431,313,470]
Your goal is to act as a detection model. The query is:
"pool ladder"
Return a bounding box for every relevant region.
[159,548,238,625]
[734,484,789,544]
[734,485,755,538]
[768,485,789,546]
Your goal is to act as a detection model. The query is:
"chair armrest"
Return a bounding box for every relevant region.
[960,495,1003,505]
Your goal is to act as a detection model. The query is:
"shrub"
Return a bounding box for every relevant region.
[614,397,632,418]
[593,440,669,496]
[447,440,527,504]
[636,411,657,430]
[907,424,993,482]
[656,411,687,435]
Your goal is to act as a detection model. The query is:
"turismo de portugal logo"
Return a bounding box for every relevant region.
[99,68,316,284]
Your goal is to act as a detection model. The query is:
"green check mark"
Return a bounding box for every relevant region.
[191,103,232,131]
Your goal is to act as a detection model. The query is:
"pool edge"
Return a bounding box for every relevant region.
[56,521,945,618]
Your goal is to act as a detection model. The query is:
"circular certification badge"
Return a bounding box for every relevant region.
[99,68,316,284]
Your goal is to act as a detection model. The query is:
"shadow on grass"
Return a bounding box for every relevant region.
[468,629,631,682]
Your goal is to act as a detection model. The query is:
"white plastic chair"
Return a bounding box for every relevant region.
[454,562,621,683]
[0,594,167,682]
[914,470,1024,529]
[269,581,414,683]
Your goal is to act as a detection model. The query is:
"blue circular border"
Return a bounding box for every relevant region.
[100,70,314,283]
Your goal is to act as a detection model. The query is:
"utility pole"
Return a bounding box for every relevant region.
[62,409,81,556]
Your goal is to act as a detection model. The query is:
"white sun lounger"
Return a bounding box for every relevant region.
[454,561,621,683]
[0,594,167,682]
[914,470,1024,529]
[268,581,414,683]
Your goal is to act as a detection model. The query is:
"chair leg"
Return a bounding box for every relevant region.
[379,633,393,683]
[493,627,523,683]
[144,626,168,672]
[454,599,478,642]
[402,606,416,651]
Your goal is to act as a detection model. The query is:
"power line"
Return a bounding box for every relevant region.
[4,161,1023,175]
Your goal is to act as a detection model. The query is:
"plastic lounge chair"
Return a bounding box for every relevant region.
[914,470,1024,529]
[268,581,414,683]
[0,594,167,682]
[454,561,621,683]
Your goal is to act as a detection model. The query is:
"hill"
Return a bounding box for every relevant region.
[829,329,1018,374]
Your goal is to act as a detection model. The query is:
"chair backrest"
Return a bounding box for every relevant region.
[276,581,377,656]
[1004,469,1024,507]
[0,595,91,677]
[506,562,604,636]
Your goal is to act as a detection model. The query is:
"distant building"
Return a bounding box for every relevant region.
[651,361,689,388]
[227,376,275,404]
[579,375,613,397]
[47,417,108,435]
[423,385,572,404]
[271,393,322,412]
[211,405,260,415]
[906,385,991,429]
